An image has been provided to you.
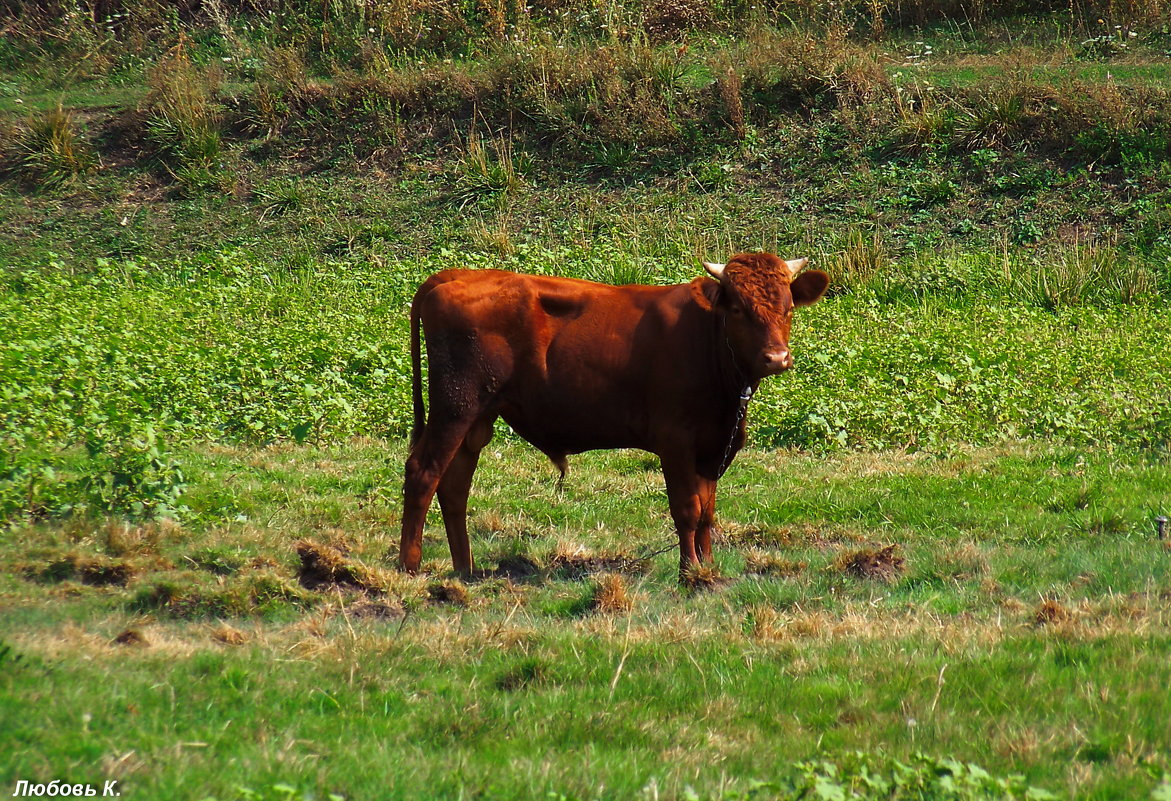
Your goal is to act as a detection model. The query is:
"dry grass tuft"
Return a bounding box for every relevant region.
[834,544,906,582]
[714,66,746,140]
[2,104,99,188]
[211,623,249,645]
[428,580,470,606]
[143,34,227,191]
[591,573,633,614]
[347,599,406,620]
[822,228,889,292]
[1034,599,1073,626]
[642,0,715,42]
[102,520,171,556]
[743,549,807,578]
[938,542,989,580]
[681,563,728,592]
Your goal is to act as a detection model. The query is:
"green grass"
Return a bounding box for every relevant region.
[1,250,1167,476]
[2,441,1170,799]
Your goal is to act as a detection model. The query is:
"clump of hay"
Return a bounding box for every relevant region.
[835,544,905,582]
[591,573,632,614]
[744,549,807,578]
[428,580,470,606]
[1034,599,1072,626]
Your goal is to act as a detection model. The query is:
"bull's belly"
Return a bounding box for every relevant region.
[497,396,652,457]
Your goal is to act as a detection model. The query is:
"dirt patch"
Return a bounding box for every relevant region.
[495,658,551,691]
[835,544,906,582]
[111,629,148,647]
[295,540,386,593]
[547,551,648,580]
[428,580,470,606]
[494,554,542,581]
[347,599,405,620]
[79,558,139,586]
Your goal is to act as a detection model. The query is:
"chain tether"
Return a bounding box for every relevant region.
[716,384,753,478]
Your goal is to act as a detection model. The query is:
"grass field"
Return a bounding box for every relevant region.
[3,3,1171,799]
[3,440,1171,800]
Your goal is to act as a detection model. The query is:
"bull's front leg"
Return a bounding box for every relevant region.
[694,477,718,563]
[661,457,705,578]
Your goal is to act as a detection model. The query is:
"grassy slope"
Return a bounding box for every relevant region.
[3,441,1171,799]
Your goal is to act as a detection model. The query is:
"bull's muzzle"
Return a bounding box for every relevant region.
[762,349,793,374]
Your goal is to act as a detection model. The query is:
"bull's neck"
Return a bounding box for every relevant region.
[711,313,758,402]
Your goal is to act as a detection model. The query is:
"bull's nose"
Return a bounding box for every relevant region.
[763,350,793,372]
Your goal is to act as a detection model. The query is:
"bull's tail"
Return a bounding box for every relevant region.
[408,281,429,448]
[408,272,460,447]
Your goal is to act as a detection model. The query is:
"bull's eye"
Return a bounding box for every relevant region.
[727,305,744,316]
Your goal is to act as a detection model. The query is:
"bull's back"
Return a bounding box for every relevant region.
[420,269,669,371]
[418,270,689,450]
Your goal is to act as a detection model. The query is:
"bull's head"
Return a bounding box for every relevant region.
[694,252,829,379]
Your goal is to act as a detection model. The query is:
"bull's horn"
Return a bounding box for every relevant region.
[785,257,809,272]
[702,261,726,280]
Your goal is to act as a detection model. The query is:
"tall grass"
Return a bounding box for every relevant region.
[142,36,226,193]
[1012,240,1160,309]
[1,105,98,188]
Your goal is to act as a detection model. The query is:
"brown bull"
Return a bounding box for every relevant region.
[399,253,829,576]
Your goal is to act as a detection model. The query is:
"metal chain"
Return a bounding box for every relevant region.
[716,383,753,478]
[715,315,754,479]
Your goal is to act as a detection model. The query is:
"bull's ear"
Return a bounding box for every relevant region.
[690,276,720,311]
[791,269,829,306]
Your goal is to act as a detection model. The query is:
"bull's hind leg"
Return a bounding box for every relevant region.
[400,415,481,574]
[436,415,496,576]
